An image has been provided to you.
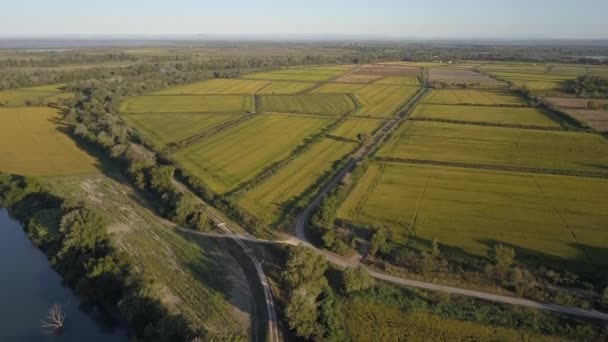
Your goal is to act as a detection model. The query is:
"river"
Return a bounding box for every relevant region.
[0,209,128,342]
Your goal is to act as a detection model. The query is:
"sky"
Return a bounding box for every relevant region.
[1,0,607,39]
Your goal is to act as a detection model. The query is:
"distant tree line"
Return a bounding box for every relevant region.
[565,76,608,97]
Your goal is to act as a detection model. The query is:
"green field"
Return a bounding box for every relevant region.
[259,94,356,116]
[411,104,560,127]
[174,114,335,193]
[374,76,420,86]
[123,113,241,147]
[154,79,270,94]
[422,89,527,106]
[310,82,367,94]
[244,72,334,82]
[0,107,99,176]
[0,84,73,106]
[120,95,253,114]
[353,85,419,118]
[331,118,385,140]
[256,81,316,94]
[337,162,608,264]
[237,138,356,224]
[378,121,608,174]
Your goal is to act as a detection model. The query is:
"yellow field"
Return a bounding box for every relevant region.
[374,77,420,86]
[353,85,419,118]
[256,81,316,94]
[120,95,253,114]
[154,79,270,95]
[237,138,356,224]
[337,162,608,264]
[378,121,608,174]
[335,74,382,83]
[259,94,356,116]
[310,83,367,94]
[0,107,99,176]
[244,72,333,82]
[331,118,385,140]
[174,114,335,193]
[422,89,527,106]
[411,104,560,127]
[123,113,241,147]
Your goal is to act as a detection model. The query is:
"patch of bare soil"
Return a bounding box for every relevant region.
[354,65,421,77]
[545,97,608,108]
[429,68,504,85]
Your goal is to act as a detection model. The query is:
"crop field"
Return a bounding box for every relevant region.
[564,109,608,132]
[154,79,270,95]
[123,113,242,147]
[174,114,335,193]
[335,74,383,83]
[428,68,505,86]
[49,175,250,339]
[377,121,608,174]
[120,95,253,114]
[353,85,419,118]
[479,65,552,74]
[0,107,99,176]
[256,81,316,94]
[243,72,334,82]
[374,76,419,86]
[331,118,385,140]
[354,65,421,77]
[337,162,608,264]
[259,94,356,116]
[411,104,560,127]
[310,82,367,94]
[0,84,73,107]
[545,97,608,108]
[237,138,356,225]
[422,89,527,106]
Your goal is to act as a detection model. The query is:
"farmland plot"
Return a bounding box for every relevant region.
[337,162,608,264]
[0,84,72,107]
[353,85,419,118]
[259,94,356,116]
[154,79,270,95]
[174,114,335,193]
[428,68,505,86]
[238,138,356,225]
[310,83,367,94]
[331,118,385,141]
[377,121,608,175]
[374,77,420,86]
[256,81,316,94]
[244,72,335,82]
[354,65,420,77]
[411,104,560,127]
[422,89,527,106]
[120,95,253,114]
[0,107,99,176]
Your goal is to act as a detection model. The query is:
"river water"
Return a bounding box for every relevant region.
[0,209,128,342]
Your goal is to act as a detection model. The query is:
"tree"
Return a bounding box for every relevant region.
[494,244,516,267]
[431,238,440,256]
[343,266,374,294]
[369,226,389,257]
[149,165,174,192]
[283,246,328,291]
[172,193,196,226]
[356,132,370,144]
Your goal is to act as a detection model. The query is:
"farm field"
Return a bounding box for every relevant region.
[237,138,356,225]
[331,117,385,140]
[354,65,421,77]
[336,162,608,264]
[428,67,505,86]
[154,79,270,95]
[377,120,608,175]
[374,76,419,86]
[0,107,99,176]
[310,82,367,94]
[411,104,560,127]
[123,113,242,147]
[48,175,251,339]
[174,114,335,193]
[422,89,527,106]
[120,94,253,114]
[487,72,574,91]
[563,109,608,132]
[335,74,382,83]
[0,84,73,106]
[544,97,608,131]
[259,94,356,116]
[256,81,316,94]
[243,72,333,82]
[353,85,419,118]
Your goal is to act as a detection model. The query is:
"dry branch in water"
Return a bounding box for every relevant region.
[41,304,65,334]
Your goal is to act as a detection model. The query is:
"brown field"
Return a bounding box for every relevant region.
[335,74,383,83]
[565,109,608,131]
[428,68,505,86]
[545,97,608,109]
[354,65,421,77]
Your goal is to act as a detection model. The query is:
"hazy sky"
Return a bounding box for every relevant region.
[2,0,607,39]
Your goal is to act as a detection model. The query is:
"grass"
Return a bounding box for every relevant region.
[422,89,527,106]
[120,95,253,114]
[153,79,270,95]
[335,74,382,83]
[243,72,334,82]
[331,118,385,140]
[377,121,608,175]
[174,114,335,193]
[0,107,99,176]
[123,113,242,147]
[310,83,367,94]
[237,138,356,225]
[259,94,356,116]
[0,84,72,107]
[411,104,561,127]
[353,85,419,118]
[337,162,608,265]
[374,77,420,86]
[256,81,316,94]
[48,175,250,339]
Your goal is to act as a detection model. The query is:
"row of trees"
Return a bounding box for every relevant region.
[0,174,198,341]
[565,76,608,97]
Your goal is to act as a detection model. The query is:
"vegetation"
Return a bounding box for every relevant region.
[566,76,608,97]
[259,94,356,116]
[120,94,253,114]
[352,85,419,118]
[154,78,270,95]
[422,89,527,106]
